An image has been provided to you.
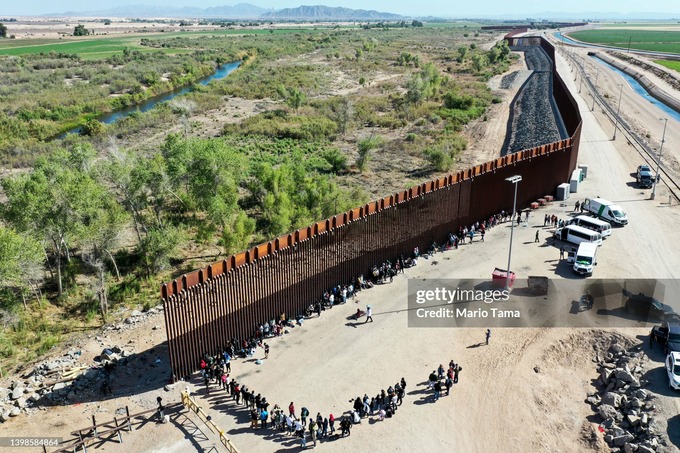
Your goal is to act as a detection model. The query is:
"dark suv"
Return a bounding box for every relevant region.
[650,321,680,354]
[637,165,654,189]
[624,292,676,321]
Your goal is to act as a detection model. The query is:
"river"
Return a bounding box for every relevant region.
[62,60,241,136]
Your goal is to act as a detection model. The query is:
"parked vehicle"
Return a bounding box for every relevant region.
[625,292,676,321]
[583,198,628,226]
[636,165,654,189]
[553,224,603,246]
[568,215,612,237]
[650,321,680,354]
[573,242,598,276]
[666,352,680,390]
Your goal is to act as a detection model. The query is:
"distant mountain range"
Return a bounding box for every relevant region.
[262,6,402,20]
[52,3,403,20]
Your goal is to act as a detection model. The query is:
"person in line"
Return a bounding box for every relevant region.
[329,413,335,436]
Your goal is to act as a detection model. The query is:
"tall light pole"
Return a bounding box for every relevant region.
[651,118,668,200]
[505,175,522,290]
[612,83,623,140]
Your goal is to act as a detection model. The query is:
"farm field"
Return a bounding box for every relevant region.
[567,29,680,54]
[654,59,680,73]
[0,27,327,58]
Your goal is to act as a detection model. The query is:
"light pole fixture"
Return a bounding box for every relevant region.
[651,118,668,200]
[505,175,522,290]
[613,83,623,140]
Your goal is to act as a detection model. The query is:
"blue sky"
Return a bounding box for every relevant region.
[1,0,679,17]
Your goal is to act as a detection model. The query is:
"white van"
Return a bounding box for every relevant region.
[583,198,628,226]
[573,242,598,275]
[553,225,603,246]
[569,215,612,237]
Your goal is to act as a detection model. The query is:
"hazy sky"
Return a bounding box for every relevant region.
[1,0,679,17]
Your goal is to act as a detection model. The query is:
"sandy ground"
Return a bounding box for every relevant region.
[3,34,680,453]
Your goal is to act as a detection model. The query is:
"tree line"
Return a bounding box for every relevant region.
[0,135,364,318]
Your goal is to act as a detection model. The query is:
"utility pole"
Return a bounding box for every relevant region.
[591,69,599,111]
[651,118,668,200]
[613,84,623,140]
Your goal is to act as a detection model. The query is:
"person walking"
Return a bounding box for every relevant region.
[365,305,373,323]
[535,230,539,243]
[264,343,269,359]
[329,413,335,436]
[434,381,442,401]
[289,402,295,418]
[560,246,565,260]
[485,329,491,345]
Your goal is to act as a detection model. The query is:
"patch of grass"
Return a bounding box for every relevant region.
[568,30,680,54]
[655,59,680,73]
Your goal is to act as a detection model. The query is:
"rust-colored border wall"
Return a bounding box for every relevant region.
[161,36,582,380]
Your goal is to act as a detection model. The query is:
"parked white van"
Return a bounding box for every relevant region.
[573,242,598,275]
[569,215,612,237]
[583,197,628,226]
[553,225,603,246]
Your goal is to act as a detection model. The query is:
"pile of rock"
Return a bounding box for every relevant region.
[0,345,132,422]
[103,305,164,332]
[587,341,663,453]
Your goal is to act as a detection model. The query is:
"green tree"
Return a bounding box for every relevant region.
[457,46,468,62]
[322,148,348,173]
[423,147,453,172]
[0,227,44,308]
[471,53,486,73]
[328,97,353,135]
[2,146,115,298]
[80,119,105,137]
[277,86,307,113]
[73,24,90,36]
[411,20,424,27]
[356,135,384,172]
[0,23,8,38]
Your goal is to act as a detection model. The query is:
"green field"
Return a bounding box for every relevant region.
[0,27,322,59]
[568,29,680,54]
[655,59,680,73]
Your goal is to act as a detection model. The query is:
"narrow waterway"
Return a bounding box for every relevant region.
[62,60,241,136]
[591,56,680,122]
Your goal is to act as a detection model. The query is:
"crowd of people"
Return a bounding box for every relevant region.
[427,361,463,401]
[189,208,509,446]
[197,349,410,448]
